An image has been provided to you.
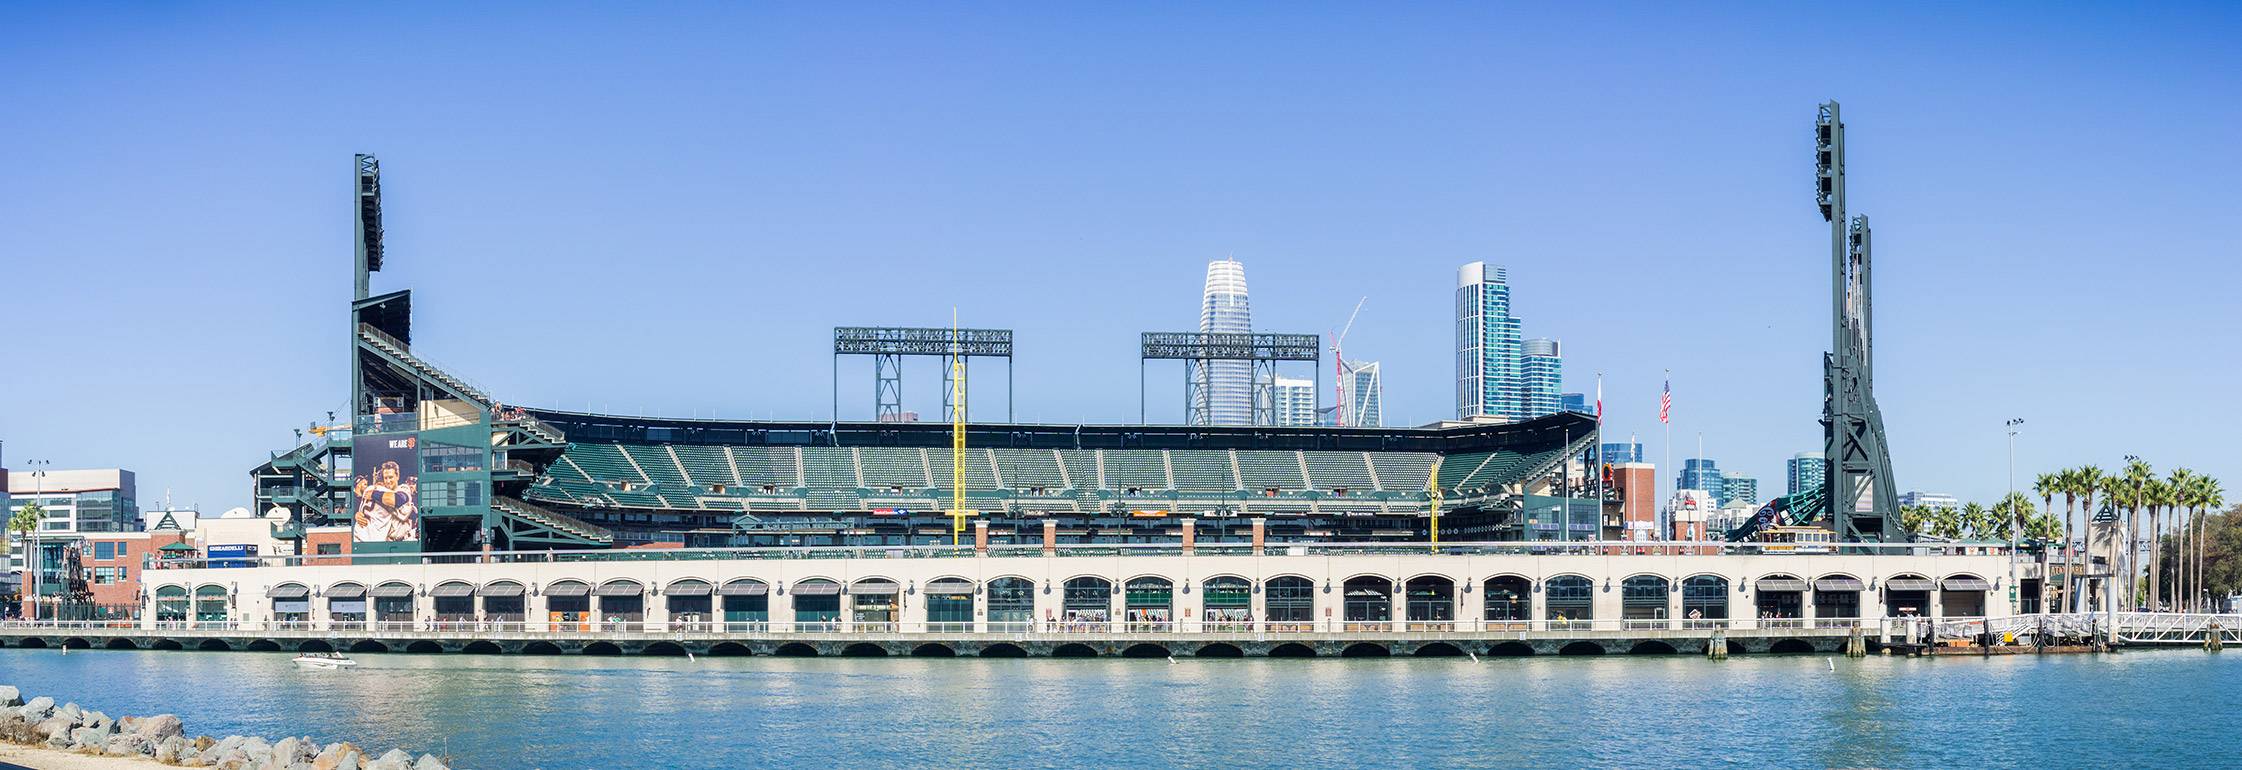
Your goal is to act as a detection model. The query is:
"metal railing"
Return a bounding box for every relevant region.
[0,617,1886,637]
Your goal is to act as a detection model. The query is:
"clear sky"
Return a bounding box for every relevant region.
[2,3,2236,516]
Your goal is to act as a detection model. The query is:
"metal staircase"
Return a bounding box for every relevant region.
[355,322,497,408]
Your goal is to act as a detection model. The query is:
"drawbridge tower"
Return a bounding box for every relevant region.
[1815,102,1902,542]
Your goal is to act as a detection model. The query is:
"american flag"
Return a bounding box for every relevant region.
[1659,378,1671,424]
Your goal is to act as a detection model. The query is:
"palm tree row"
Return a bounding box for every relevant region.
[2028,461,2224,613]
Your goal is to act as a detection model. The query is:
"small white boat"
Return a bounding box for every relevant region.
[292,652,358,669]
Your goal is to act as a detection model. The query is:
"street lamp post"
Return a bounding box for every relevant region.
[22,460,52,621]
[2004,419,2023,613]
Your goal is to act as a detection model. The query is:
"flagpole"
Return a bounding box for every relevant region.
[1661,369,1671,542]
[1595,371,1604,544]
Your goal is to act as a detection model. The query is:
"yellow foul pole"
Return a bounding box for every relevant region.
[950,310,967,546]
[1427,456,1443,551]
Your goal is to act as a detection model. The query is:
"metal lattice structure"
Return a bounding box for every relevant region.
[1816,102,1902,542]
[1138,332,1320,425]
[832,326,1014,423]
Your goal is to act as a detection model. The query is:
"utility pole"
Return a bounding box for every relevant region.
[22,460,51,621]
[2006,418,2024,612]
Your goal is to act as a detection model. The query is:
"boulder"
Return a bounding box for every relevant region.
[103,733,153,757]
[72,724,115,750]
[36,714,76,738]
[274,736,304,764]
[0,685,21,707]
[413,753,447,770]
[137,713,186,741]
[57,703,82,722]
[21,696,55,721]
[156,734,188,763]
[314,741,362,770]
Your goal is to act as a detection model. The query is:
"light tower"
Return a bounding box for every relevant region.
[1816,102,1902,542]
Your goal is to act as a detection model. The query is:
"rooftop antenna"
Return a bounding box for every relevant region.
[1332,297,1366,427]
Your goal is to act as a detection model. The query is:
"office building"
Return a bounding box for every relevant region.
[6,469,139,574]
[1597,442,1644,466]
[1455,262,1524,420]
[1342,361,1383,427]
[1720,472,1759,507]
[1191,258,1253,426]
[1787,451,1826,498]
[1520,338,1564,418]
[1899,491,1961,512]
[1264,375,1318,427]
[1676,458,1724,504]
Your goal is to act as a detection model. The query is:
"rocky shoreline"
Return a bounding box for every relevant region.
[0,686,452,770]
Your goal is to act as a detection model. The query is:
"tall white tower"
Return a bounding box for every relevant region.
[1192,258,1253,426]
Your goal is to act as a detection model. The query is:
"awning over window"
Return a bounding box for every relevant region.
[266,583,311,599]
[849,580,900,596]
[594,580,645,597]
[1942,576,1993,591]
[545,581,592,597]
[325,583,368,599]
[924,579,974,595]
[371,583,416,599]
[1814,576,1866,592]
[1755,577,1809,592]
[791,581,841,596]
[718,580,770,596]
[432,582,477,598]
[665,579,714,596]
[1884,577,1936,592]
[477,581,526,598]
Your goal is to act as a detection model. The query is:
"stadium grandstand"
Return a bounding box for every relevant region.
[248,154,1614,553]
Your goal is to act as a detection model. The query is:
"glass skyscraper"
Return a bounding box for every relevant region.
[1455,262,1524,420]
[1720,472,1758,507]
[1521,338,1563,418]
[1265,375,1318,427]
[1342,361,1383,427]
[1596,442,1644,465]
[1786,451,1826,498]
[1192,259,1253,426]
[1677,458,1724,503]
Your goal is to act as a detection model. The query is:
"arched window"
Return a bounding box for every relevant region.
[193,585,229,623]
[1621,576,1670,621]
[1484,576,1531,624]
[1545,575,1593,625]
[791,579,841,628]
[986,577,1036,628]
[924,578,975,630]
[718,579,769,627]
[1203,577,1251,629]
[1343,577,1392,629]
[1265,576,1315,631]
[154,586,189,622]
[1124,577,1173,630]
[1404,576,1455,628]
[1682,575,1730,622]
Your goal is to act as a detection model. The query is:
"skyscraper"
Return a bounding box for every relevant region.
[1560,392,1590,415]
[1786,451,1826,498]
[1265,375,1317,427]
[1455,262,1524,420]
[1191,259,1252,426]
[1677,458,1724,503]
[1521,338,1563,418]
[1719,471,1759,507]
[1597,442,1644,465]
[1342,361,1383,427]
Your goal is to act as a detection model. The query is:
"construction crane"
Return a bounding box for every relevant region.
[1331,297,1366,427]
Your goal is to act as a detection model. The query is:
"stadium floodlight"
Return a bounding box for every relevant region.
[1138,331,1321,425]
[832,326,1014,423]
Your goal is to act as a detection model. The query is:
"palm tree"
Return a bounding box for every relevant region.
[8,502,42,620]
[2169,468,2199,610]
[2074,466,2107,612]
[2146,476,2179,610]
[2036,472,2063,609]
[2120,458,2155,609]
[2197,477,2226,611]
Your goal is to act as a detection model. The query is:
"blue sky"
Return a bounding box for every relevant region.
[2,3,2236,515]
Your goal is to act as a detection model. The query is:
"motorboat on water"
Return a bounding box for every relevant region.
[292,652,358,669]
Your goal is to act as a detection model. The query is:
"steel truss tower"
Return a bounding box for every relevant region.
[1815,102,1902,542]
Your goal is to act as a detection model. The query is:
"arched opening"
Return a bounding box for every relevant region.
[1202,577,1252,631]
[924,578,976,632]
[432,581,478,627]
[642,642,689,657]
[978,643,1028,658]
[102,638,139,650]
[1265,576,1316,632]
[462,641,503,655]
[847,579,901,631]
[478,581,527,625]
[347,640,388,654]
[193,585,231,624]
[60,637,92,650]
[1682,575,1730,626]
[1120,643,1171,659]
[1754,574,1808,625]
[545,580,593,630]
[520,641,564,655]
[371,582,416,627]
[325,582,368,630]
[1342,577,1393,631]
[594,580,647,631]
[1483,576,1531,628]
[14,638,47,649]
[1061,577,1112,630]
[1813,575,1865,623]
[1628,641,1679,655]
[841,643,890,657]
[1768,639,1816,655]
[153,586,189,623]
[296,640,334,653]
[1051,643,1098,658]
[1404,577,1456,631]
[1123,578,1173,632]
[196,639,233,652]
[150,639,182,651]
[1413,642,1465,657]
[985,577,1035,632]
[1545,576,1593,627]
[269,583,312,626]
[718,580,769,630]
[663,580,715,632]
[791,579,841,631]
[405,641,444,654]
[774,642,819,657]
[1557,641,1606,656]
[1882,574,1934,619]
[244,640,281,652]
[1940,575,1991,618]
[581,642,623,656]
[1621,576,1671,626]
[910,643,957,658]
[1727,640,1749,656]
[1268,642,1317,658]
[708,642,752,657]
[1488,641,1536,657]
[1340,642,1391,658]
[1194,643,1244,658]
